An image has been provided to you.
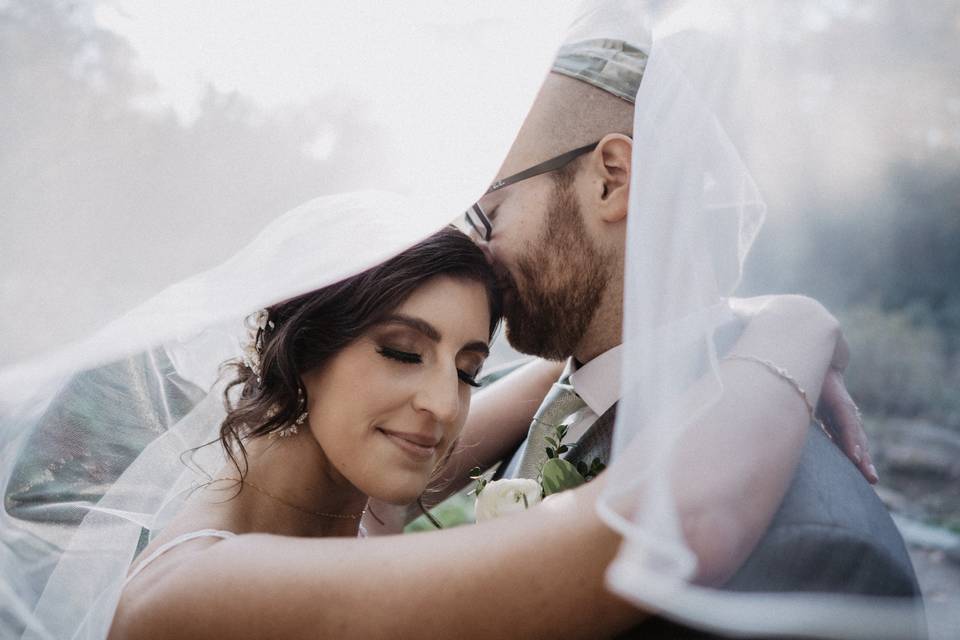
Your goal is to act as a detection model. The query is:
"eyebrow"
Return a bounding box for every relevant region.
[379,313,490,356]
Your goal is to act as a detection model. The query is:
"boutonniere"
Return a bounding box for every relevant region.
[472,424,606,522]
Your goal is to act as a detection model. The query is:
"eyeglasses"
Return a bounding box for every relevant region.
[464,141,599,242]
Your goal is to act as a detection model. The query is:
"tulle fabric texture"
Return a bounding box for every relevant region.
[1,2,567,635]
[0,1,936,639]
[587,1,926,637]
[0,191,497,639]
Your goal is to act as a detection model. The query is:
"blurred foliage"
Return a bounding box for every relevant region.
[743,159,960,429]
[842,307,960,429]
[405,491,475,533]
[0,0,385,361]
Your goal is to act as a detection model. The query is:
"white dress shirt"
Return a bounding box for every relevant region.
[502,344,623,478]
[565,343,623,442]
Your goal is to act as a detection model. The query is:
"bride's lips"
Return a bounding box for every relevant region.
[377,428,440,460]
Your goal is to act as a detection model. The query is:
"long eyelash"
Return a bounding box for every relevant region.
[379,346,482,388]
[458,370,482,388]
[377,346,422,364]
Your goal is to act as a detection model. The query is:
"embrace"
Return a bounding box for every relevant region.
[2,21,924,640]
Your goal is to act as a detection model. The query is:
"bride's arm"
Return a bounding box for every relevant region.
[664,294,841,584]
[363,356,563,534]
[110,296,844,640]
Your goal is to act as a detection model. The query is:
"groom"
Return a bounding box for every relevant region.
[463,38,923,636]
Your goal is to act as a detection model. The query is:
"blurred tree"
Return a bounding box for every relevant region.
[0,0,385,362]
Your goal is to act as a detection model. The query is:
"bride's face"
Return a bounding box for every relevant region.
[300,275,492,503]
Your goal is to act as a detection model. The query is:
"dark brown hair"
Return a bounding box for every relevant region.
[219,226,502,477]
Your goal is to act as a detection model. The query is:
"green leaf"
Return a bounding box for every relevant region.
[540,458,586,496]
[472,476,488,495]
[557,445,569,454]
[576,461,589,476]
[590,458,607,474]
[545,447,556,459]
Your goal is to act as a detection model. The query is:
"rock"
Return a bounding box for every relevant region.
[893,513,960,563]
[875,485,910,512]
[877,419,960,478]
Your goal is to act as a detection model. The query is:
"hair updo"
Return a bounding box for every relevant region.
[219,226,502,476]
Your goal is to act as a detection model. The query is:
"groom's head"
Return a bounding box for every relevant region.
[477,40,645,361]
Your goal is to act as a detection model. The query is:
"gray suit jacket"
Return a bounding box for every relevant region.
[558,404,925,638]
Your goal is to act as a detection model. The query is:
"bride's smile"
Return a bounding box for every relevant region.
[299,274,492,504]
[376,427,441,460]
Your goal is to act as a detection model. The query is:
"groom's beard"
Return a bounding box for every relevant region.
[502,182,609,360]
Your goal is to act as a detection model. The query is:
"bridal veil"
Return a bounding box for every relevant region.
[1,1,940,638]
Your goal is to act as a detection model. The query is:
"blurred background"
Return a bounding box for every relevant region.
[2,1,958,636]
[0,0,575,363]
[730,7,960,635]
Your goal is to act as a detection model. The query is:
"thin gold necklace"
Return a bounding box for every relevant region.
[224,478,365,520]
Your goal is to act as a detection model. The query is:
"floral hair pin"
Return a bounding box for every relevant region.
[242,308,275,384]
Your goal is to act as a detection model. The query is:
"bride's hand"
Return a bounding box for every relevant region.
[729,295,877,484]
[817,345,879,484]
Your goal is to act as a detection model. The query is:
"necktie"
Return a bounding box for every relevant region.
[514,381,587,479]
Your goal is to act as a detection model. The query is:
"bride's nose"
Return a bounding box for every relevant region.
[411,364,461,425]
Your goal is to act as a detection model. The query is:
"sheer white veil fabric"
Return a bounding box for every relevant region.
[0,8,562,632]
[589,2,925,638]
[0,1,933,639]
[0,192,500,639]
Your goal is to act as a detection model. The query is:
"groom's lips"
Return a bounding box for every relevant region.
[376,427,440,460]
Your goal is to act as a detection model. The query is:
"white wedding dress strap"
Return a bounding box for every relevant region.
[124,529,237,586]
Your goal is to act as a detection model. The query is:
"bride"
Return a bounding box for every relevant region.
[116,226,502,551]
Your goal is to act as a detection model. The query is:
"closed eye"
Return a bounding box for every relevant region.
[377,346,422,364]
[378,347,482,388]
[458,369,482,388]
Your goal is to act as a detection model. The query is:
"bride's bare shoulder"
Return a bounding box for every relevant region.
[109,530,236,640]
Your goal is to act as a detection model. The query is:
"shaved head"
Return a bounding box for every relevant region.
[495,72,635,181]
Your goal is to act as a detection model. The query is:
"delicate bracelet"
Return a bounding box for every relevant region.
[722,353,832,440]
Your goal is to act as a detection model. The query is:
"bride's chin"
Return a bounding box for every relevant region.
[363,479,429,506]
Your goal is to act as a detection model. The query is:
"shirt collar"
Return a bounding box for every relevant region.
[567,343,623,417]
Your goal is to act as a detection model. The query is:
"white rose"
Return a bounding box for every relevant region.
[474,478,542,522]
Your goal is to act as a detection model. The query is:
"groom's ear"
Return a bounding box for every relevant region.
[592,133,632,223]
